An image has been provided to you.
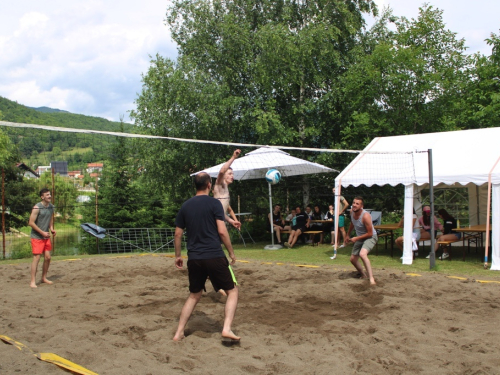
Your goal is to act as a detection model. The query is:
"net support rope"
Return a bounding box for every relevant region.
[0,120,413,155]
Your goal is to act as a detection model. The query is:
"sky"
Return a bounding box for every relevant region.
[0,0,498,123]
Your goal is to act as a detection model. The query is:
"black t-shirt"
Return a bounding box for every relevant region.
[175,195,225,260]
[272,211,282,224]
[295,212,308,227]
[443,217,457,235]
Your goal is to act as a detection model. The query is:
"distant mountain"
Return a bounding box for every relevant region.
[0,96,134,133]
[27,106,70,114]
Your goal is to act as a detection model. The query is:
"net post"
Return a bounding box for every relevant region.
[428,149,436,269]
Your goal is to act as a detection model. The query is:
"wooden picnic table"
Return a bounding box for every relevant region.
[374,223,400,257]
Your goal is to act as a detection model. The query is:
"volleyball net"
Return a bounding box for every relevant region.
[0,120,420,258]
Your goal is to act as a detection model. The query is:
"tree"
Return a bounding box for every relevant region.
[131,0,377,203]
[340,5,473,148]
[0,130,39,230]
[458,32,500,129]
[0,129,15,167]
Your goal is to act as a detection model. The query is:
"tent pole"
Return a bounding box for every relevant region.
[2,168,5,259]
[264,183,282,250]
[428,149,436,269]
[269,183,274,245]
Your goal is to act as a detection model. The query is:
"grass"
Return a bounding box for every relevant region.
[231,241,500,279]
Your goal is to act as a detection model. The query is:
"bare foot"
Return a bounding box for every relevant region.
[30,282,37,288]
[218,289,227,297]
[222,330,240,341]
[42,279,53,285]
[173,333,185,342]
[359,271,368,279]
[370,278,376,285]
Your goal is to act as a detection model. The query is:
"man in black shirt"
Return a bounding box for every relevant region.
[173,172,240,342]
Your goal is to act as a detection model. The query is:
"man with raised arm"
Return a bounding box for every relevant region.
[29,188,56,288]
[213,149,242,230]
[173,172,240,342]
[345,196,377,285]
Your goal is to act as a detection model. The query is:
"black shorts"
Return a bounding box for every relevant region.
[292,224,307,233]
[187,257,236,293]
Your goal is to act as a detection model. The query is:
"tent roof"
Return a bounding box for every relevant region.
[193,146,335,180]
[337,127,500,187]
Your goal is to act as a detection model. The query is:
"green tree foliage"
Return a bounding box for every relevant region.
[340,5,473,148]
[0,129,16,167]
[458,32,500,129]
[131,0,377,203]
[0,131,39,229]
[1,167,39,230]
[85,124,177,228]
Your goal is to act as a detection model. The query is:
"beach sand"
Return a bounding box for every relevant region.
[1,254,500,374]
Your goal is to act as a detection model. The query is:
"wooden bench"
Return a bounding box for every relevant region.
[437,233,481,261]
[272,230,324,246]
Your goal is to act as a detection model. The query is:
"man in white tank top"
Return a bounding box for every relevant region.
[345,196,377,285]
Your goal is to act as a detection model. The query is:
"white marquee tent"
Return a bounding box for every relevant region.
[334,127,500,269]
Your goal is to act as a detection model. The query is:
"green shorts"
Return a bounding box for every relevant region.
[338,215,345,228]
[352,237,377,256]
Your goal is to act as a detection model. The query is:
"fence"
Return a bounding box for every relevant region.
[81,227,185,254]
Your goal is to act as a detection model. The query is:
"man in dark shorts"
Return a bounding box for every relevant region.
[173,172,240,342]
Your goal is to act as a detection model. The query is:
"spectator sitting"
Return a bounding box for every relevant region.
[310,205,325,244]
[267,204,290,245]
[285,209,296,223]
[431,209,461,260]
[284,206,310,249]
[395,209,421,257]
[304,205,314,244]
[419,205,444,241]
[324,205,335,244]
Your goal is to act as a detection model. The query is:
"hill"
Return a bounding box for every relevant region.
[27,106,70,114]
[0,96,137,169]
[0,96,134,132]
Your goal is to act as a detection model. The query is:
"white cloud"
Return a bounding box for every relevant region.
[0,1,177,122]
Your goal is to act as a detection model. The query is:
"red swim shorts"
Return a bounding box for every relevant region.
[31,238,52,255]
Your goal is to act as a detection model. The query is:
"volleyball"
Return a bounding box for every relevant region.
[265,169,281,185]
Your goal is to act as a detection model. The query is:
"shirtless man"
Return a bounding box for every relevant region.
[213,149,242,230]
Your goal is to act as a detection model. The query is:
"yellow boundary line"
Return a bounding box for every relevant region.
[0,335,98,375]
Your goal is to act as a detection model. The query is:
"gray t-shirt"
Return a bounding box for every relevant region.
[350,209,377,240]
[30,202,54,239]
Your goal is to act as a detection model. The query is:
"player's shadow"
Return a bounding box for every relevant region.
[184,311,222,339]
[47,274,64,281]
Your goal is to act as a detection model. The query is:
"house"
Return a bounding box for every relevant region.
[16,163,39,178]
[68,171,83,179]
[86,163,103,173]
[36,165,51,175]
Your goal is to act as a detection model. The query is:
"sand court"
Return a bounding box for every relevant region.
[1,254,500,374]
